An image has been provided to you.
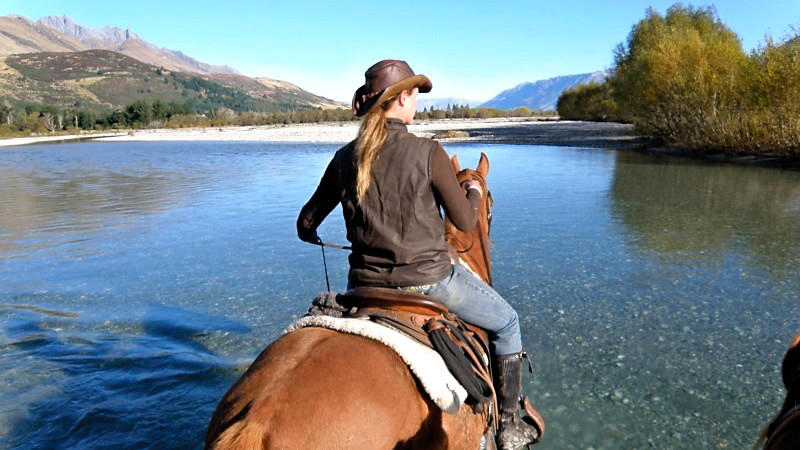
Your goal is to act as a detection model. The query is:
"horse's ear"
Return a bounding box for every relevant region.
[792,333,800,349]
[477,152,490,177]
[450,155,461,173]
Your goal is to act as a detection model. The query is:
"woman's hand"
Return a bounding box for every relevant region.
[462,180,483,197]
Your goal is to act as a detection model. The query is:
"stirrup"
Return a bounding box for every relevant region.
[520,396,545,440]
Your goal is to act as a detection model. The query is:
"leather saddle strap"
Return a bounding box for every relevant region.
[352,307,433,347]
[445,323,498,430]
[429,319,498,430]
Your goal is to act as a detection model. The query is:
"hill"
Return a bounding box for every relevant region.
[0,14,344,113]
[481,72,607,111]
[0,49,338,112]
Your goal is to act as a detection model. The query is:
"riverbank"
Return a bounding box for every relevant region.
[4,120,796,168]
[0,118,648,150]
[0,132,129,147]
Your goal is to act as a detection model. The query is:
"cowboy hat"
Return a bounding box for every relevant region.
[351,60,432,117]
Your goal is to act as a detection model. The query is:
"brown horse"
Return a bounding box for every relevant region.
[756,333,800,450]
[205,153,496,450]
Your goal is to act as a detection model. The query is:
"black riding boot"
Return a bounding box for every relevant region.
[493,353,543,450]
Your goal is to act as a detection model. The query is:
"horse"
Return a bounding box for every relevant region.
[205,153,498,450]
[756,333,800,450]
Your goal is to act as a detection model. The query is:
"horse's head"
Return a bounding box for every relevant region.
[444,152,494,285]
[757,332,800,450]
[783,334,800,394]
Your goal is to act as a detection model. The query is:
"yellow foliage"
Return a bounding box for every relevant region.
[609,3,800,154]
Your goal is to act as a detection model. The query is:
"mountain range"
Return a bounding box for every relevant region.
[416,97,482,111]
[35,15,239,75]
[480,71,608,111]
[418,72,607,112]
[0,14,342,112]
[0,13,605,116]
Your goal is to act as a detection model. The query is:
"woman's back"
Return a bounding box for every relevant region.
[336,118,451,287]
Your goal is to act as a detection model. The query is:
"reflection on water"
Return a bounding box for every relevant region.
[0,141,799,449]
[610,152,800,276]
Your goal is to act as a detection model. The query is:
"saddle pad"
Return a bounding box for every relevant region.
[286,315,467,413]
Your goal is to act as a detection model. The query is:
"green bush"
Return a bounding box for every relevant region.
[557,82,625,122]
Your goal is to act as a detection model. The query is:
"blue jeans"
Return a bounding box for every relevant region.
[419,265,522,356]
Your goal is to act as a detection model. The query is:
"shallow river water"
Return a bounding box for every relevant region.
[1,141,799,449]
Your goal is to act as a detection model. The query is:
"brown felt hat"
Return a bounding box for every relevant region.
[352,60,432,117]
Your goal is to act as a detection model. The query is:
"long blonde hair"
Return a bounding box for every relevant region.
[354,94,400,201]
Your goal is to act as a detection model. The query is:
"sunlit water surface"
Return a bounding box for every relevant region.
[1,141,799,449]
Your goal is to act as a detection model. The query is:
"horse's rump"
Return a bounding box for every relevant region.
[207,153,498,450]
[206,327,485,450]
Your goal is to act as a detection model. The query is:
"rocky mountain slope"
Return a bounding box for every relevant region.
[36,15,239,75]
[0,15,85,54]
[481,71,608,111]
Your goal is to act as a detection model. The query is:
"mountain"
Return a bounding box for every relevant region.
[481,71,608,111]
[416,97,482,111]
[0,14,344,112]
[0,15,86,54]
[36,15,239,75]
[0,49,340,112]
[37,15,138,46]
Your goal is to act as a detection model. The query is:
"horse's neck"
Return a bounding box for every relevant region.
[447,223,491,285]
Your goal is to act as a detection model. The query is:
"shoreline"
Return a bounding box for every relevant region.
[0,117,645,150]
[0,132,130,147]
[2,119,798,168]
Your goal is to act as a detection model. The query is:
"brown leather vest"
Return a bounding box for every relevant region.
[334,118,452,287]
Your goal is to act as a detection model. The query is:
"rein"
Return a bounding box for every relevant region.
[310,240,352,291]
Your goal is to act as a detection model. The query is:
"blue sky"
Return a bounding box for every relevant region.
[2,1,798,102]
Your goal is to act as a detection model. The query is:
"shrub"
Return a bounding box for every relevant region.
[557,82,625,122]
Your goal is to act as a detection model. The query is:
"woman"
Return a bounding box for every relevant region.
[296,59,539,449]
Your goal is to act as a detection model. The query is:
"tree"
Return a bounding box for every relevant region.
[610,4,747,141]
[78,110,97,130]
[152,99,168,121]
[0,101,13,126]
[41,112,55,132]
[126,100,152,125]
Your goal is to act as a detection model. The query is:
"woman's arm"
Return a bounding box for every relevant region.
[297,156,340,242]
[430,144,481,232]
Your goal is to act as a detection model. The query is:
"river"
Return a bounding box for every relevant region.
[1,141,798,449]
